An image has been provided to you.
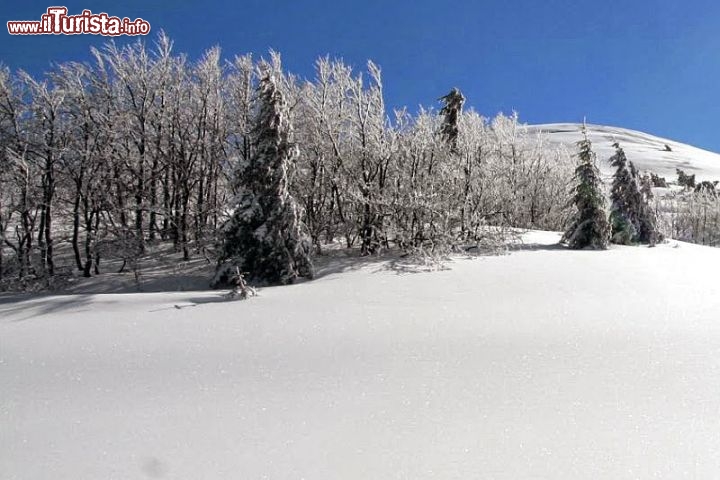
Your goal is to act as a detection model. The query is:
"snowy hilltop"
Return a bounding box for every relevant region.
[528,123,720,182]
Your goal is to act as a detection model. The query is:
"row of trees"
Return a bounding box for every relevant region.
[1,34,231,284]
[0,34,576,288]
[562,129,660,249]
[658,190,720,247]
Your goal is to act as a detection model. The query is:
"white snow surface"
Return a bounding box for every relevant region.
[3,231,720,479]
[528,123,720,181]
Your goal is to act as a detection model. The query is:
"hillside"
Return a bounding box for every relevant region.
[3,231,720,479]
[528,123,720,182]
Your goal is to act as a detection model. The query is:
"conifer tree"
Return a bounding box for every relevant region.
[212,70,313,287]
[439,87,465,152]
[637,172,662,245]
[607,142,661,245]
[608,142,641,244]
[561,126,610,249]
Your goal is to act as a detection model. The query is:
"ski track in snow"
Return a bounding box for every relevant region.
[2,231,720,479]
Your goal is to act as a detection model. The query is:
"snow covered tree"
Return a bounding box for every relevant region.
[650,173,668,188]
[637,171,662,245]
[439,88,465,153]
[347,61,390,255]
[212,68,313,287]
[561,126,610,249]
[676,168,696,189]
[0,33,635,289]
[665,188,720,246]
[488,112,574,231]
[695,180,719,194]
[608,142,641,244]
[607,143,661,245]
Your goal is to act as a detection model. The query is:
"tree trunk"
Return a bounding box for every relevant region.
[149,156,159,241]
[72,182,83,271]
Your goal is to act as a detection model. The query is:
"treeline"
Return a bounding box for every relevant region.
[655,170,720,247]
[0,33,575,287]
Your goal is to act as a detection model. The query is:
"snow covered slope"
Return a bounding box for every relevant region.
[528,123,720,182]
[3,232,720,479]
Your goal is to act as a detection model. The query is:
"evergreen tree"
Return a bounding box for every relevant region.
[637,172,662,245]
[212,70,313,287]
[607,142,662,246]
[561,126,610,249]
[608,142,641,244]
[439,87,465,152]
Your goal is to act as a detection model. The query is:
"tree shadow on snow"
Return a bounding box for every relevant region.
[377,256,453,275]
[312,252,391,279]
[181,294,231,306]
[0,293,96,323]
[508,242,568,252]
[314,251,455,277]
[155,293,250,311]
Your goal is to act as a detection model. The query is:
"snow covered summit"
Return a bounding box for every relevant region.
[528,123,720,182]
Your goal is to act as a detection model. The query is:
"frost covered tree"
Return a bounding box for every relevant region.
[439,87,465,152]
[0,34,607,288]
[561,126,610,249]
[664,187,720,246]
[488,112,574,230]
[293,57,356,251]
[608,142,641,244]
[636,170,661,245]
[212,68,313,287]
[607,143,661,245]
[676,168,696,189]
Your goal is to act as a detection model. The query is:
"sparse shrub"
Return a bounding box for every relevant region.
[664,190,720,246]
[650,173,668,188]
[695,180,719,195]
[677,168,696,189]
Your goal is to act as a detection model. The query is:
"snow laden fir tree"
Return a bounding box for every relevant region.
[212,68,313,288]
[561,126,611,249]
[608,142,661,245]
[439,87,465,153]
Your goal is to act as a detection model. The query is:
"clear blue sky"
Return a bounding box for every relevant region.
[3,0,720,151]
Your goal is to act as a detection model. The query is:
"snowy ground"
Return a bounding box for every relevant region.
[528,123,720,182]
[3,231,720,479]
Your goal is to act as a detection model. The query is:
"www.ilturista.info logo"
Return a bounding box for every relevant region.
[7,7,151,36]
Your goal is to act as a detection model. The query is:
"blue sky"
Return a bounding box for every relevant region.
[3,0,720,151]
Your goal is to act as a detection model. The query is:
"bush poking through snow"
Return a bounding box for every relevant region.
[677,168,696,189]
[223,266,257,300]
[650,173,668,188]
[695,180,719,195]
[661,190,720,247]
